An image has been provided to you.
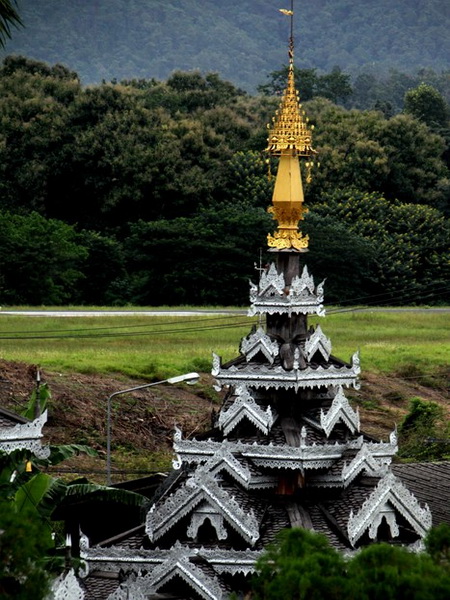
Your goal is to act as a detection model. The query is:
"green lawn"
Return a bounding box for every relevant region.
[0,308,448,380]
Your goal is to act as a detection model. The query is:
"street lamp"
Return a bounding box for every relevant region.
[106,372,199,485]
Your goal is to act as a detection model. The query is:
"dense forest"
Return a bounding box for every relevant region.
[2,0,450,92]
[0,55,449,307]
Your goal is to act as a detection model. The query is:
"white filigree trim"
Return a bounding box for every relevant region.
[254,263,285,298]
[187,503,228,540]
[107,582,146,600]
[341,445,390,487]
[304,325,332,362]
[0,411,50,458]
[218,386,276,436]
[248,264,326,317]
[320,386,360,437]
[143,542,225,600]
[82,544,260,578]
[146,470,260,545]
[49,569,84,600]
[347,472,432,546]
[213,351,361,392]
[240,327,279,364]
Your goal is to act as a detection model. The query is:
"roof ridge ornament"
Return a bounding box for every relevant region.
[248,263,326,317]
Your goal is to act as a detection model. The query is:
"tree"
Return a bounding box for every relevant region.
[425,523,450,569]
[258,65,352,105]
[404,83,449,130]
[253,528,349,600]
[305,98,450,212]
[311,190,450,304]
[0,502,50,600]
[253,528,450,600]
[0,0,22,48]
[302,212,377,304]
[123,205,272,306]
[315,66,353,105]
[348,542,450,600]
[0,211,87,305]
[258,66,319,100]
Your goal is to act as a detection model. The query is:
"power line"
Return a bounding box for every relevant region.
[0,281,447,341]
[0,318,257,341]
[0,312,247,336]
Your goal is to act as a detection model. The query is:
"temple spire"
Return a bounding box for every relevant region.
[266,1,316,251]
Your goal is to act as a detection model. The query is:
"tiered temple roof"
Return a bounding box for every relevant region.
[76,7,435,600]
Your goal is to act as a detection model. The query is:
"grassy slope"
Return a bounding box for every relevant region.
[0,308,448,483]
[0,309,448,379]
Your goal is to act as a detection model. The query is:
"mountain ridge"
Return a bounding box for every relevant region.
[2,0,450,92]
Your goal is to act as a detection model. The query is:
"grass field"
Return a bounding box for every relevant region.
[0,308,448,380]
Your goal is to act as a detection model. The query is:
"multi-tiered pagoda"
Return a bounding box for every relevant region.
[77,11,432,600]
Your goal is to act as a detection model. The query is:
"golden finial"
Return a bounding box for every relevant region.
[266,1,316,251]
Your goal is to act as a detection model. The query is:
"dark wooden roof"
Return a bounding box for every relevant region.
[392,462,450,526]
[0,406,29,427]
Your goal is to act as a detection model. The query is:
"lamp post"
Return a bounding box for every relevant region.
[106,372,199,485]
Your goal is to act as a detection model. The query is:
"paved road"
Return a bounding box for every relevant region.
[0,308,449,317]
[0,309,245,317]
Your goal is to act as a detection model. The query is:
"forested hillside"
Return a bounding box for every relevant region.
[0,56,449,307]
[2,0,450,92]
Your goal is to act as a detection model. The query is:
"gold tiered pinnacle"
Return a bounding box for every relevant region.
[266,63,315,158]
[266,24,316,251]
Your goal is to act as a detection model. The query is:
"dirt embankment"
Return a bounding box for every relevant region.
[1,359,448,483]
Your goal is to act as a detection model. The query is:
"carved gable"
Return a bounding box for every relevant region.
[218,386,276,436]
[248,263,326,317]
[320,386,360,437]
[304,325,332,362]
[146,469,261,546]
[110,543,227,600]
[347,473,432,546]
[240,327,279,364]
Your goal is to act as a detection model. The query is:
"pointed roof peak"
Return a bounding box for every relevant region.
[267,2,315,159]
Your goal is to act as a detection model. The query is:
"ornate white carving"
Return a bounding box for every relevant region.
[0,411,50,458]
[202,445,277,489]
[146,470,260,545]
[142,542,225,600]
[320,386,360,437]
[218,386,276,436]
[213,351,361,391]
[347,472,432,546]
[200,547,261,575]
[176,435,351,471]
[211,352,221,377]
[107,581,146,600]
[203,447,250,486]
[49,569,84,600]
[368,503,399,540]
[304,325,332,362]
[248,263,326,317]
[341,445,389,486]
[240,327,279,364]
[81,543,261,579]
[174,430,400,480]
[253,263,285,298]
[187,502,228,540]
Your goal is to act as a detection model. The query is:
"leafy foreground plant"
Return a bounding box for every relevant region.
[0,381,148,598]
[0,501,51,600]
[252,528,450,600]
[0,445,148,599]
